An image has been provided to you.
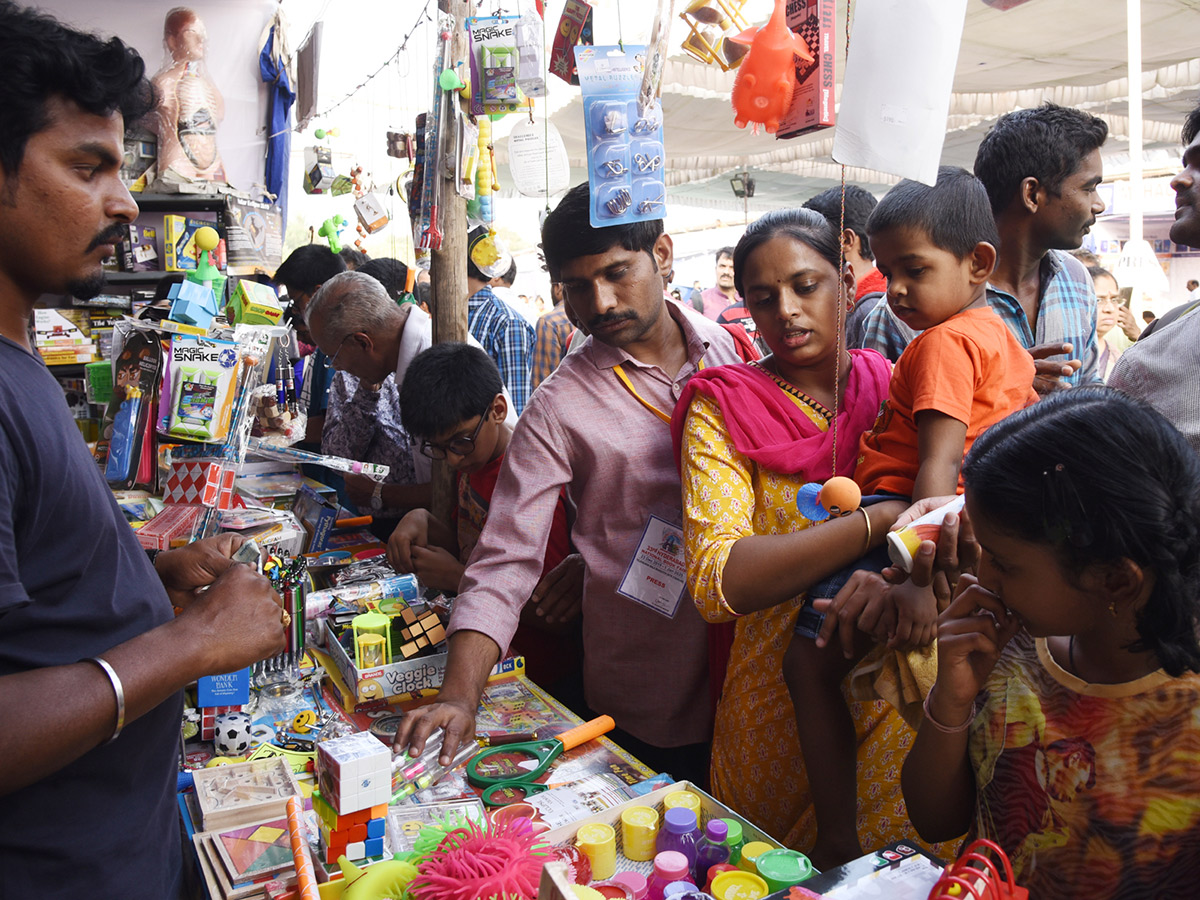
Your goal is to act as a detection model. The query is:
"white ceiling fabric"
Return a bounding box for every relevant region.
[496,0,1200,211]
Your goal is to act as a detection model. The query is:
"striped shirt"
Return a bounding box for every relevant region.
[468,286,537,415]
[531,303,573,390]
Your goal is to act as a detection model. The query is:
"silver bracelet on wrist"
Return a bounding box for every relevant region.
[84,656,126,744]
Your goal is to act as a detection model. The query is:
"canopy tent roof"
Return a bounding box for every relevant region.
[496,0,1200,211]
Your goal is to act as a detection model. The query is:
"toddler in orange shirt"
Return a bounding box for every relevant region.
[785,167,1038,867]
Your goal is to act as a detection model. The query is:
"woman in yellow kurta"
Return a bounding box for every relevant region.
[671,208,927,863]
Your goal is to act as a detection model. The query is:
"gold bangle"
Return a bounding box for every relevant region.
[859,507,872,554]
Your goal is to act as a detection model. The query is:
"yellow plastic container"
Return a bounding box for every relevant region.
[620,805,660,862]
[576,822,617,881]
[737,841,774,875]
[662,790,703,816]
[711,869,770,900]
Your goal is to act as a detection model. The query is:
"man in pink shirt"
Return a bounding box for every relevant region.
[395,185,743,784]
[698,246,739,319]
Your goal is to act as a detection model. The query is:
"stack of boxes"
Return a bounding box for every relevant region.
[314,733,391,865]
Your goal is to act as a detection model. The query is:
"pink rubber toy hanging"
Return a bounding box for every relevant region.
[728,0,814,133]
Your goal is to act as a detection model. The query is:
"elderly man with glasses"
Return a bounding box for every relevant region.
[304,271,517,537]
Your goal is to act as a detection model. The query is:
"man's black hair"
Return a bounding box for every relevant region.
[498,259,517,287]
[541,183,663,281]
[715,246,735,263]
[273,244,347,294]
[357,257,410,301]
[338,247,368,268]
[803,184,880,261]
[974,103,1108,214]
[867,166,1000,260]
[398,342,503,440]
[0,1,155,176]
[1183,98,1200,145]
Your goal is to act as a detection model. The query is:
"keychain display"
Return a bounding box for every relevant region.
[416,14,455,251]
[575,46,666,228]
[638,0,676,116]
[166,334,239,442]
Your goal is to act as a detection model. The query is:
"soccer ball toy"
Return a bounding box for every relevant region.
[213,711,254,756]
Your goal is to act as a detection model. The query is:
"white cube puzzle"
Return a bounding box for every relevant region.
[317,732,391,814]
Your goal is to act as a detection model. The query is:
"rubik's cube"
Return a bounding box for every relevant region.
[199,704,243,742]
[312,789,386,865]
[317,732,391,814]
[395,608,446,660]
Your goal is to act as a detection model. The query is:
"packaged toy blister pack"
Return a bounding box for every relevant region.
[574,45,666,229]
[166,335,239,442]
[466,16,526,115]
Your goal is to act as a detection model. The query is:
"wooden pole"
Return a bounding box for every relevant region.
[430,0,471,523]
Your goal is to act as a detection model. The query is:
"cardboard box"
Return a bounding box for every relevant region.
[164,214,225,272]
[197,668,250,708]
[228,279,284,326]
[538,781,786,899]
[135,503,202,550]
[117,223,159,272]
[317,634,522,711]
[294,482,339,552]
[776,0,836,140]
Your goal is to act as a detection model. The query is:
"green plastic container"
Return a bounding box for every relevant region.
[754,848,813,892]
[719,817,745,865]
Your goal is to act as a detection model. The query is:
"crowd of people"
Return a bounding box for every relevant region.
[2,1,1200,896]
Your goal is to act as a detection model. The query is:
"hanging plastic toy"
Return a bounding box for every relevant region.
[318,215,346,255]
[473,115,497,223]
[728,0,813,134]
[795,475,861,523]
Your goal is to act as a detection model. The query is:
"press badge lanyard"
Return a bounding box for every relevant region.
[613,358,706,425]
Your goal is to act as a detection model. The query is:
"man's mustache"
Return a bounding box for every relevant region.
[86,224,131,252]
[589,311,637,329]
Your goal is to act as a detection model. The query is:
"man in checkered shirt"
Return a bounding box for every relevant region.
[466,227,536,415]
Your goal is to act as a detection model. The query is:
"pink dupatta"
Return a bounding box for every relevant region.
[671,348,892,479]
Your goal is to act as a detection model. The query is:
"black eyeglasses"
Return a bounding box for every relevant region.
[419,405,491,460]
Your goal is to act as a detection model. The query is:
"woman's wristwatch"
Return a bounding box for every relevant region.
[370,481,384,511]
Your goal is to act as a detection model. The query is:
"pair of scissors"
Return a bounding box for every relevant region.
[466,715,615,807]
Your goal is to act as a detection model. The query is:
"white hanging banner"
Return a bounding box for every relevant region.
[508,116,571,198]
[832,0,969,185]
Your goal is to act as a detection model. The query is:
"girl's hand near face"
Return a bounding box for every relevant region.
[929,574,1022,723]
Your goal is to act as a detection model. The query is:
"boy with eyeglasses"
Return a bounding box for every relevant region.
[385,343,580,693]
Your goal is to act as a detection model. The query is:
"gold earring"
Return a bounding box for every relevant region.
[1109,600,1117,617]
